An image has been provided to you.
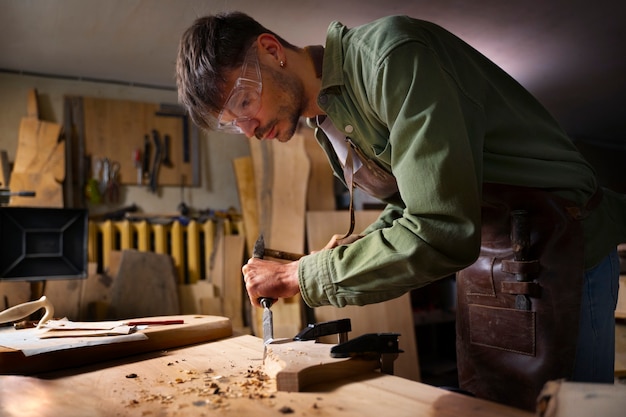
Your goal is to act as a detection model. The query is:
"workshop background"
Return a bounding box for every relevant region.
[1,0,625,386]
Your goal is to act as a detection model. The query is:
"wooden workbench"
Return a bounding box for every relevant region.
[0,334,533,417]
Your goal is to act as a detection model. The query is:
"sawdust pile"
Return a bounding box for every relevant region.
[124,363,278,411]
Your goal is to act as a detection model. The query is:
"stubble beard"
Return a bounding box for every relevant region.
[259,65,306,142]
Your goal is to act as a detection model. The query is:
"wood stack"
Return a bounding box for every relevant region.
[9,89,64,207]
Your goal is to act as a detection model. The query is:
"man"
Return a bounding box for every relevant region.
[176,12,626,410]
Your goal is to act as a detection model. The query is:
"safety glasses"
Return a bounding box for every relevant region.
[216,45,262,134]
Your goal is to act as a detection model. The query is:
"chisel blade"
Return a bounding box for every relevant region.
[261,298,274,345]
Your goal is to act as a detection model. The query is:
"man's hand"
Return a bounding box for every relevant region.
[242,258,300,307]
[322,233,363,250]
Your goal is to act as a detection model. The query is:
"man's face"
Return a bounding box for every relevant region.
[251,61,305,142]
[218,46,305,141]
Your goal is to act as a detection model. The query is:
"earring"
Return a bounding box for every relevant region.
[280,60,285,68]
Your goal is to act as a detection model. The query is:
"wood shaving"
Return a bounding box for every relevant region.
[125,362,278,411]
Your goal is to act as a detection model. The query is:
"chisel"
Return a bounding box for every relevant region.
[252,234,275,350]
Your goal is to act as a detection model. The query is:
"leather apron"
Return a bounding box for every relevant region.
[456,183,601,411]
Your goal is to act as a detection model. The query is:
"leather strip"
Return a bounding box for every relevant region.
[341,144,356,239]
[501,259,540,274]
[500,281,541,297]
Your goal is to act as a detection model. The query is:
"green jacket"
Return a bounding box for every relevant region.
[298,16,626,308]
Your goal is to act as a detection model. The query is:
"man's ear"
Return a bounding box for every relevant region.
[257,33,283,64]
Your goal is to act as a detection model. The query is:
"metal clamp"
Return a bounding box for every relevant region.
[330,333,403,375]
[293,318,351,344]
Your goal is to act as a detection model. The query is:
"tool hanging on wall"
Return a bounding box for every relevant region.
[104,159,120,203]
[148,130,162,193]
[162,134,173,168]
[85,156,102,204]
[142,134,151,183]
[132,148,142,185]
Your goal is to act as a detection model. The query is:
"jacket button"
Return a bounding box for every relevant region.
[345,125,354,134]
[319,95,328,105]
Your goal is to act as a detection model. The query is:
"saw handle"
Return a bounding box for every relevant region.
[0,296,54,329]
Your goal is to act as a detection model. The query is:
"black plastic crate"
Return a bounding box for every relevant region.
[0,207,88,281]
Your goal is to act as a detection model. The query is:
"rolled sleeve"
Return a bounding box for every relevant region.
[298,251,334,307]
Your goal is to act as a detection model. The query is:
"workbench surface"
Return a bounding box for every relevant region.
[0,334,533,417]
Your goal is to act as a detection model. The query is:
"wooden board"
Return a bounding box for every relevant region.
[307,210,421,382]
[108,250,180,320]
[537,380,626,417]
[208,220,226,315]
[9,89,64,207]
[249,132,310,338]
[616,322,626,377]
[0,315,232,375]
[302,125,336,210]
[0,150,10,188]
[82,97,196,186]
[0,282,30,310]
[264,340,380,392]
[222,234,246,330]
[43,278,83,321]
[233,156,259,257]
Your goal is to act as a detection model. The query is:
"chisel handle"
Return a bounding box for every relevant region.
[259,297,274,309]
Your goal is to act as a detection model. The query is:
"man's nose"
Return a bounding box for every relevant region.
[238,119,258,138]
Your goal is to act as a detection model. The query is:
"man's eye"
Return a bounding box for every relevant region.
[230,91,253,114]
[239,98,251,111]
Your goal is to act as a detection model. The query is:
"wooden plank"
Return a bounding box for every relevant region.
[79,262,114,320]
[43,279,83,321]
[62,96,77,207]
[616,322,626,377]
[233,156,259,256]
[223,234,246,330]
[0,282,30,310]
[0,150,10,188]
[306,210,421,382]
[0,315,232,375]
[209,221,226,316]
[9,89,64,207]
[302,126,336,210]
[82,97,196,186]
[537,380,626,417]
[249,131,310,339]
[107,250,180,320]
[177,280,221,316]
[264,340,380,392]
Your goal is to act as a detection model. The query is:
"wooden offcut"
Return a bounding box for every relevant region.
[107,250,180,319]
[537,380,626,417]
[264,340,380,392]
[9,89,64,207]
